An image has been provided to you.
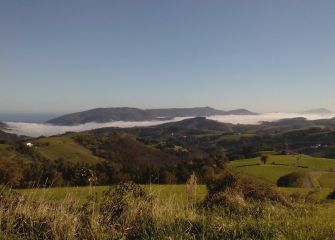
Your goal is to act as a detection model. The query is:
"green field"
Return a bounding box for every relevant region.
[16,154,335,204]
[17,183,335,206]
[10,153,335,204]
[32,134,101,164]
[229,154,335,188]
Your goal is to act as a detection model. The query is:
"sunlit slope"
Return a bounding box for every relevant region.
[229,154,335,188]
[31,134,101,164]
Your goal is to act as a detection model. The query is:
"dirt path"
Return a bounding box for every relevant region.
[304,173,314,188]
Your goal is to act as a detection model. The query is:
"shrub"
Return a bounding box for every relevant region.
[261,155,268,164]
[99,182,155,239]
[277,171,310,188]
[327,189,335,200]
[204,189,248,213]
[288,190,319,204]
[206,171,287,205]
[0,187,22,210]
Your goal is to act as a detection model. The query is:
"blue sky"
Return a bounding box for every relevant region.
[1,0,335,114]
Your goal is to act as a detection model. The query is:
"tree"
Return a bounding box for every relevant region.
[201,165,215,183]
[261,155,268,164]
[160,170,177,184]
[0,157,24,187]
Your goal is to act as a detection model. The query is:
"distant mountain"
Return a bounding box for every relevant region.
[224,108,257,115]
[47,107,258,125]
[302,108,333,114]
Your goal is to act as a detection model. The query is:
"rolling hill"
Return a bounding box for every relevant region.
[27,132,182,167]
[47,107,258,125]
[92,117,235,134]
[73,132,180,167]
[31,134,102,164]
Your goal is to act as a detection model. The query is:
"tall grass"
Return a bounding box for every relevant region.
[1,184,335,239]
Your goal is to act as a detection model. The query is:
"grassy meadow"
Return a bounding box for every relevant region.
[32,134,102,164]
[2,181,335,239]
[229,154,335,188]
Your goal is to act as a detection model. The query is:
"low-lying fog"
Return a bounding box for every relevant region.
[4,113,335,138]
[4,117,191,138]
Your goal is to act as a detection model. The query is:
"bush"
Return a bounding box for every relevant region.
[204,189,248,213]
[277,171,310,188]
[99,182,155,239]
[206,171,287,205]
[0,187,22,210]
[327,189,335,200]
[261,155,268,164]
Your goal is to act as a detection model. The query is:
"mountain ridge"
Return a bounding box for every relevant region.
[302,108,333,114]
[47,107,258,125]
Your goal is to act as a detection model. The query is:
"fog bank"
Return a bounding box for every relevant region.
[4,113,335,138]
[4,117,191,138]
[207,112,335,125]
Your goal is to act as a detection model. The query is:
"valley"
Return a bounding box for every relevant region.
[3,116,335,239]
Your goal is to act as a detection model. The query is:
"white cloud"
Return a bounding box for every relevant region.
[4,117,191,138]
[4,113,335,138]
[207,112,335,125]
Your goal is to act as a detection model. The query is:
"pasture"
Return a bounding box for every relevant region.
[31,134,102,164]
[229,154,335,188]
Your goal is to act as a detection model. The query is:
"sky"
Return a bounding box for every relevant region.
[1,0,335,115]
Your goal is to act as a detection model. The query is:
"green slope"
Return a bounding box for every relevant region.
[229,155,335,188]
[31,134,101,164]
